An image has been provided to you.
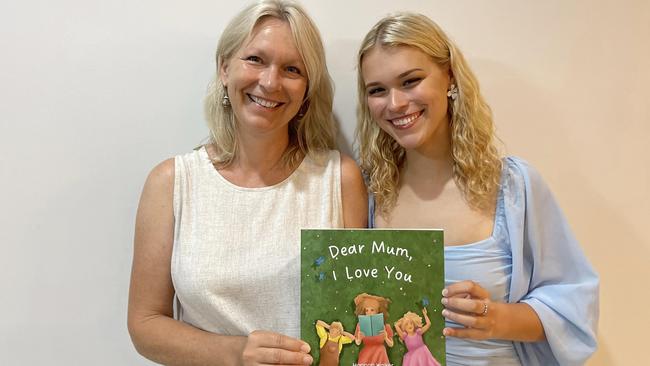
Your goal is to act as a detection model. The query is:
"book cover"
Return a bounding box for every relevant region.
[301,229,446,366]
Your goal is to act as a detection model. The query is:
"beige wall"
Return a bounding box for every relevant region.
[452,3,650,365]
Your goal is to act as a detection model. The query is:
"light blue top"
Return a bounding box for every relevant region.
[368,157,599,365]
[444,180,520,365]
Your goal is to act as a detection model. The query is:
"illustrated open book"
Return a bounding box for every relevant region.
[358,314,384,337]
[301,229,446,366]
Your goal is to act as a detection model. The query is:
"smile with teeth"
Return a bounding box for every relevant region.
[248,94,282,108]
[389,110,423,127]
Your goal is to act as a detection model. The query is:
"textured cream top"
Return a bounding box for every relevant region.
[171,146,343,338]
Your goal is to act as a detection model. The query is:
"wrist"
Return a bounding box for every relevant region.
[229,336,247,366]
[490,302,545,342]
[490,302,507,340]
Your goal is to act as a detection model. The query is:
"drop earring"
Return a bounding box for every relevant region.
[222,85,231,107]
[447,84,458,101]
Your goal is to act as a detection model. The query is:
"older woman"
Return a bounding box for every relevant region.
[127,1,366,365]
[357,13,598,365]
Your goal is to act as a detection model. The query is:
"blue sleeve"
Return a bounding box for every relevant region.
[504,157,599,365]
[368,193,376,228]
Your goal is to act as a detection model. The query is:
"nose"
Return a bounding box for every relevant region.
[260,66,281,92]
[388,88,408,113]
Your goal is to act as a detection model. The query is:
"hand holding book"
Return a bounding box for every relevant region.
[441,280,544,342]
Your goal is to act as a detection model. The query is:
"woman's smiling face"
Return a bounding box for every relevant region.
[220,17,307,138]
[361,45,452,153]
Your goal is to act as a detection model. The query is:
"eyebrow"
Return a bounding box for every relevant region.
[365,68,424,88]
[242,47,305,67]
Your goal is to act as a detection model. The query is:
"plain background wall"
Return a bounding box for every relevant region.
[1,0,648,364]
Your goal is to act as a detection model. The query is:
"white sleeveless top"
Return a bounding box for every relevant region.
[171,146,343,338]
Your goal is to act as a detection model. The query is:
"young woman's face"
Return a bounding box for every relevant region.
[220,17,307,138]
[363,298,380,315]
[361,45,452,153]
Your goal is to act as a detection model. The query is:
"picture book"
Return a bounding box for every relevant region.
[301,229,446,366]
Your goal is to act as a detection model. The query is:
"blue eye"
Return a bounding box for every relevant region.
[244,55,262,63]
[286,66,302,75]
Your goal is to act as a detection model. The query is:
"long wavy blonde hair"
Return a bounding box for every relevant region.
[356,13,501,217]
[204,0,336,167]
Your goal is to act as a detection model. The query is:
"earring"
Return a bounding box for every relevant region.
[221,85,231,107]
[447,83,458,101]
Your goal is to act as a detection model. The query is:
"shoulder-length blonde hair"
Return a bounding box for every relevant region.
[356,13,501,216]
[205,0,336,167]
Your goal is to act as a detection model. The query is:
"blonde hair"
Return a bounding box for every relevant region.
[396,311,423,330]
[356,13,502,216]
[330,321,344,333]
[205,0,336,167]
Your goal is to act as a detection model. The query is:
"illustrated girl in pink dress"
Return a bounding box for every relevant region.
[394,308,441,366]
[353,293,394,365]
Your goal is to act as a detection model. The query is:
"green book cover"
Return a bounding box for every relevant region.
[301,229,446,366]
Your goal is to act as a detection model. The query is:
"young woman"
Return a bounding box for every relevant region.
[357,12,598,365]
[127,1,367,365]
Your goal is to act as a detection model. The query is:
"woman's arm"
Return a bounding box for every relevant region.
[506,157,599,364]
[128,159,312,366]
[340,154,367,228]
